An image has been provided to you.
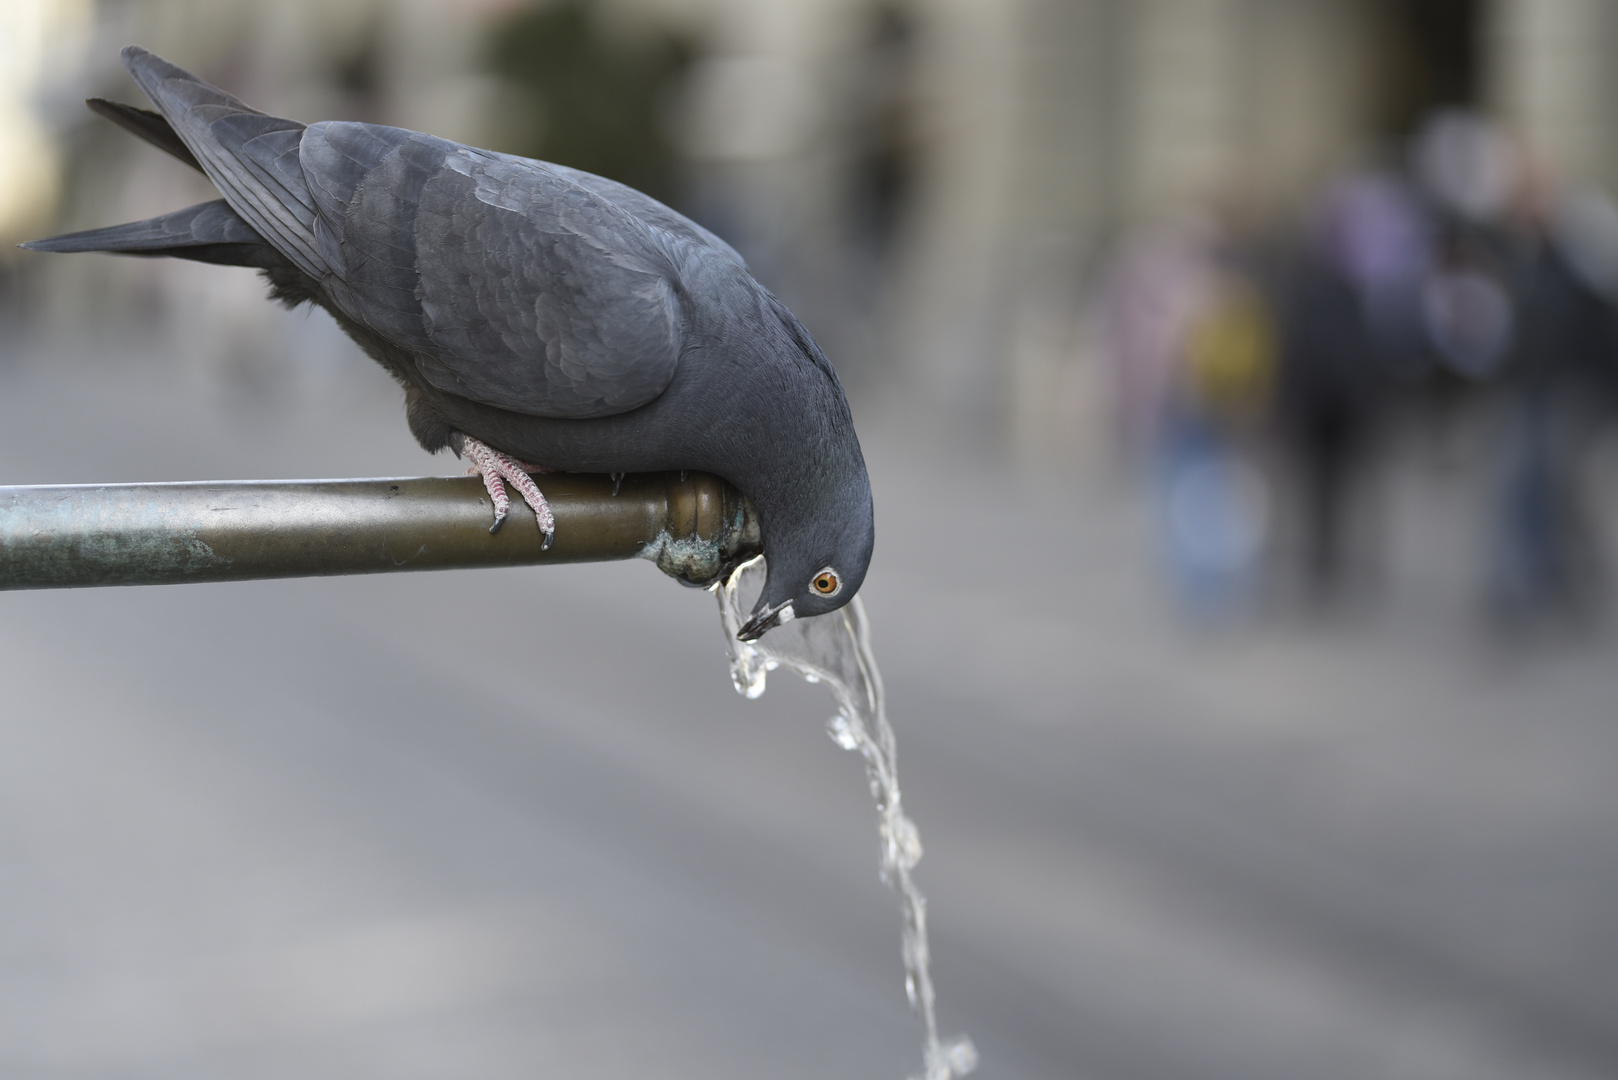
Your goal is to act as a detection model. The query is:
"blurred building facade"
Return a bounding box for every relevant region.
[9,0,1618,455]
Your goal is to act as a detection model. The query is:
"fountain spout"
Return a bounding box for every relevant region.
[0,472,760,591]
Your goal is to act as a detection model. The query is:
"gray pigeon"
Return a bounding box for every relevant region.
[26,47,873,640]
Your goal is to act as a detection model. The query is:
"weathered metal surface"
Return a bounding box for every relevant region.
[0,472,761,591]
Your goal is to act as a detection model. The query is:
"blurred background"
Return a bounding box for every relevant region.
[3,1,1618,1077]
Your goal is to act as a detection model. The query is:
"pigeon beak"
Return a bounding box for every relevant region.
[737,600,795,642]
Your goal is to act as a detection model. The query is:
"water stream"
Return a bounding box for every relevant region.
[716,556,977,1080]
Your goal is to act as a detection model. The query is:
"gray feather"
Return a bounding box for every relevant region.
[545,163,746,269]
[297,122,686,418]
[121,47,325,278]
[21,199,279,267]
[86,98,203,172]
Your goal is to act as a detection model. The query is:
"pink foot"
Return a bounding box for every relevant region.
[458,434,557,547]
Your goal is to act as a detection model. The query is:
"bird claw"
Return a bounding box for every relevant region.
[611,472,624,496]
[460,434,556,543]
[541,531,554,551]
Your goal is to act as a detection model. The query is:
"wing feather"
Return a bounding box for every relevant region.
[302,123,687,417]
[121,48,326,278]
[546,163,746,269]
[121,47,712,421]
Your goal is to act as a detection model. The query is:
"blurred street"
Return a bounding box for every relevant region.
[2,316,1616,1080]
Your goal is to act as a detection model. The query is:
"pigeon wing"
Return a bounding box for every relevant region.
[300,122,685,419]
[545,162,747,269]
[122,47,689,419]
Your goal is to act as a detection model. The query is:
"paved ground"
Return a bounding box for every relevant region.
[2,309,1617,1079]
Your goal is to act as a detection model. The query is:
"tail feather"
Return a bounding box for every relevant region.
[118,45,263,120]
[87,97,202,172]
[119,45,325,279]
[21,200,283,268]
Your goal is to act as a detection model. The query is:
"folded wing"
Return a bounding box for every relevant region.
[121,45,705,420]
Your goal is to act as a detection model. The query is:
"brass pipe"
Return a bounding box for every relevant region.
[0,472,761,591]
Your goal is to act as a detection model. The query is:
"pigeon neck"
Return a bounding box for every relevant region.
[724,346,871,580]
[682,261,868,541]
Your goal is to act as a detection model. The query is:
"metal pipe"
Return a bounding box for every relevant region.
[0,472,761,591]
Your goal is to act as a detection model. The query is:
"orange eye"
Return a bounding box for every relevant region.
[812,570,840,596]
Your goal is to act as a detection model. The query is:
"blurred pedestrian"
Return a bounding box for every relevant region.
[1102,212,1276,620]
[1488,186,1618,629]
[1276,173,1427,607]
[1407,111,1523,461]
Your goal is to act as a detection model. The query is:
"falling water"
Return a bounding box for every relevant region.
[716,556,977,1080]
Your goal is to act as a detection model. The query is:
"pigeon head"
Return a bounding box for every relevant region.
[736,463,874,641]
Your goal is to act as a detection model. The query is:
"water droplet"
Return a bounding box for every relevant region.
[946,1037,979,1075]
[891,815,923,869]
[827,713,860,750]
[803,672,820,683]
[727,644,771,698]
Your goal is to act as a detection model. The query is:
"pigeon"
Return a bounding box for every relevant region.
[25,47,874,640]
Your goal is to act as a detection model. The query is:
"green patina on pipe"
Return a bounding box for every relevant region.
[0,472,761,591]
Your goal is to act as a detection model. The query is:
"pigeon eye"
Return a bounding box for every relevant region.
[812,570,841,596]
